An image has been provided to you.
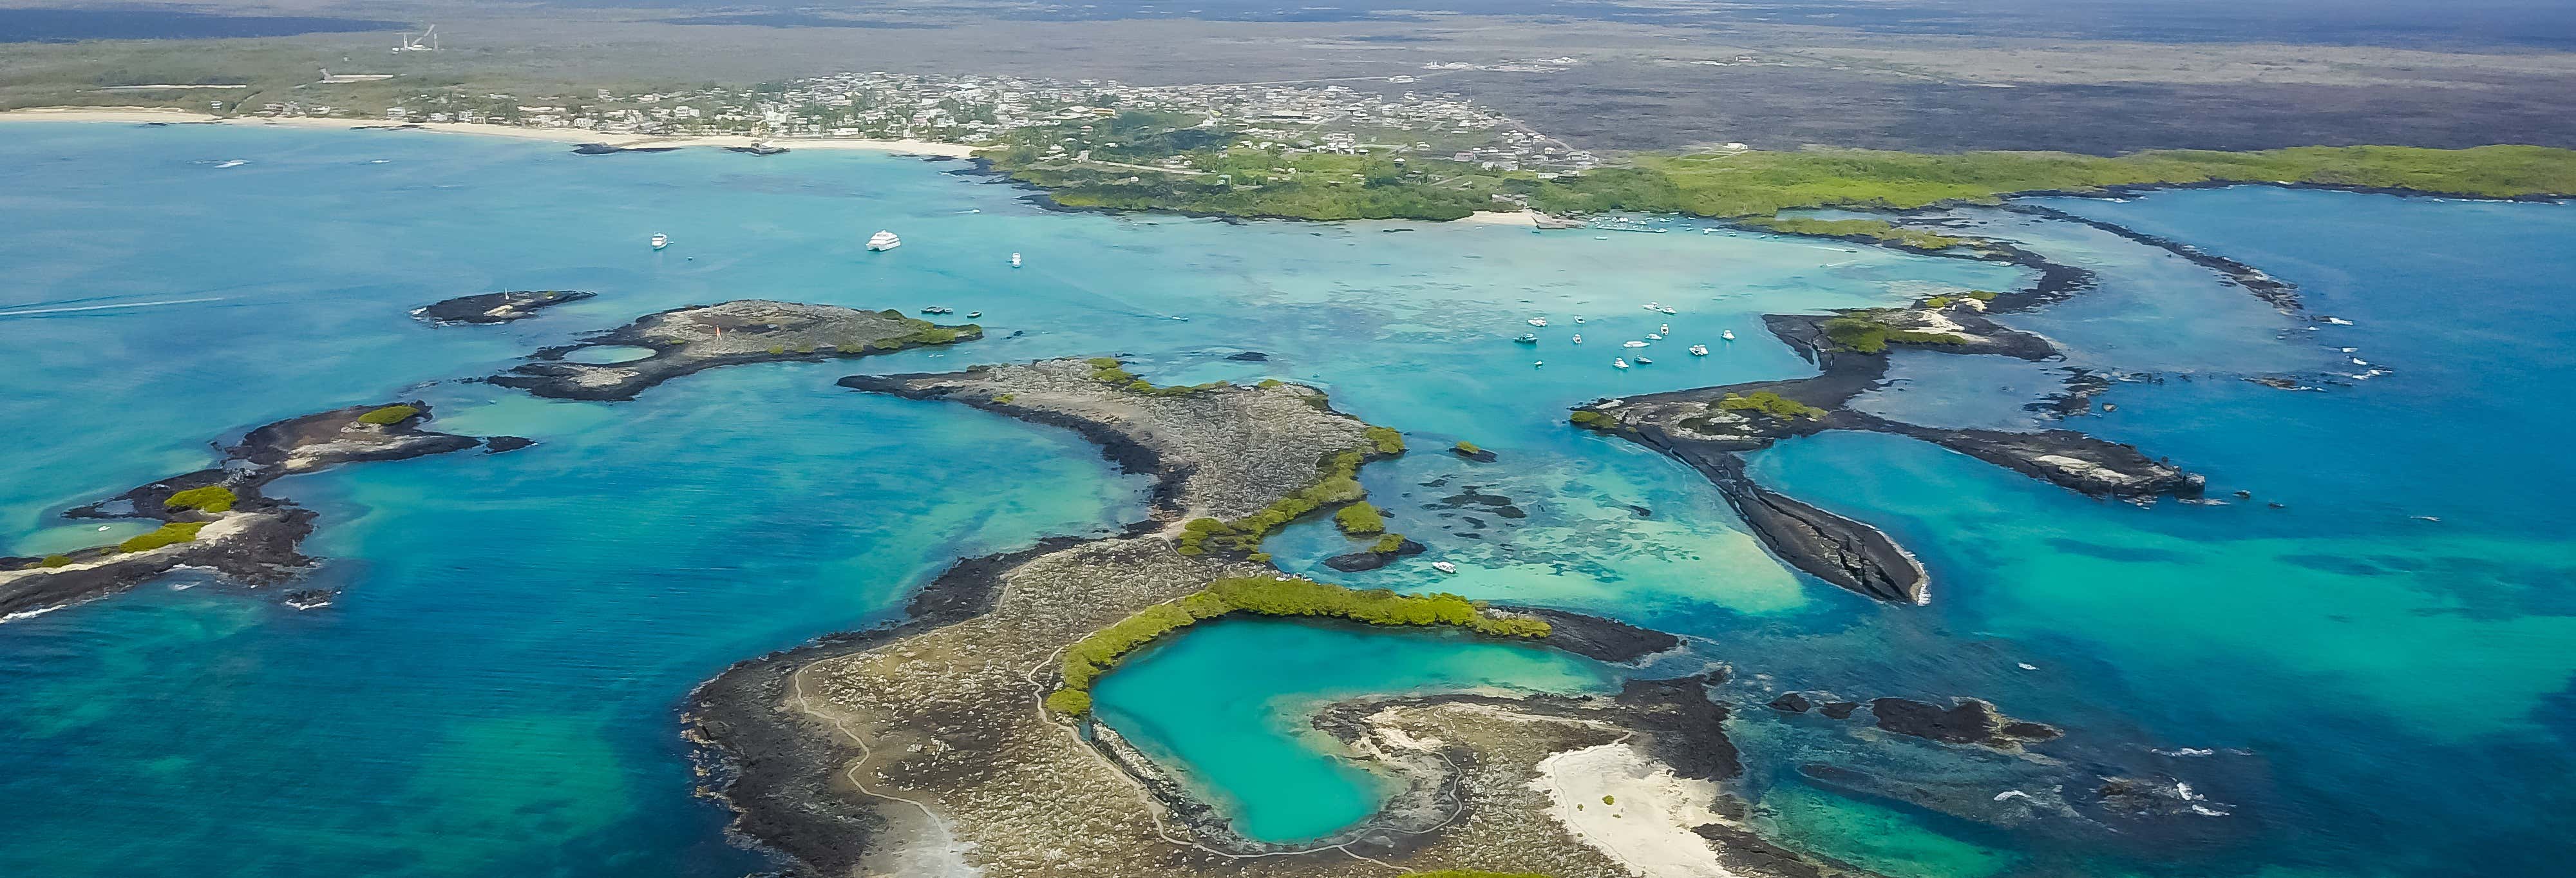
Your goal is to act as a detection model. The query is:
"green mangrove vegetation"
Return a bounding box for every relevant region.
[1526,145,2576,218]
[1334,501,1387,536]
[1084,357,1229,397]
[1731,216,1973,250]
[115,521,207,553]
[1567,410,1621,432]
[1368,533,1408,553]
[1047,575,1552,714]
[355,404,421,426]
[1821,313,1967,354]
[1363,426,1406,455]
[164,485,236,513]
[1717,391,1828,421]
[1453,440,1483,455]
[983,118,2576,235]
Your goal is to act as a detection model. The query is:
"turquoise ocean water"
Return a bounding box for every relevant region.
[1,122,2568,875]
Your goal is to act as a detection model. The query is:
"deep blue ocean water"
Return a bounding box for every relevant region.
[1,121,2569,876]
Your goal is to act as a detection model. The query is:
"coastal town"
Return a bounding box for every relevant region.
[244,71,1602,177]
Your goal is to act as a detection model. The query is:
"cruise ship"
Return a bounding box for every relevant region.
[867,230,902,251]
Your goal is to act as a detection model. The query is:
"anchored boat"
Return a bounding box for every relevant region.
[867,230,902,252]
[649,233,668,250]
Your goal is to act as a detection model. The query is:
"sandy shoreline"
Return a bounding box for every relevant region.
[0,106,981,158]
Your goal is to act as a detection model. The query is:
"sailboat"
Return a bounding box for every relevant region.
[867,230,902,252]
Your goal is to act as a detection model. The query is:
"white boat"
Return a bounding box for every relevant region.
[1613,358,1630,370]
[649,233,669,250]
[1721,329,1736,341]
[1636,356,1653,364]
[1643,302,1662,311]
[1431,561,1457,574]
[1658,323,1670,334]
[1533,360,1544,367]
[1010,253,1022,267]
[1645,333,1663,340]
[1689,344,1709,356]
[1571,334,1583,344]
[1659,305,1677,314]
[1574,316,1586,323]
[867,230,902,252]
[1623,340,1649,348]
[1528,318,1549,327]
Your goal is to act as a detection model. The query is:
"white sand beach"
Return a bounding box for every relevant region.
[0,106,981,158]
[1531,741,1742,878]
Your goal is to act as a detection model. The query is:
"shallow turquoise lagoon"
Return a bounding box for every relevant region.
[3,120,2571,877]
[1088,618,1611,841]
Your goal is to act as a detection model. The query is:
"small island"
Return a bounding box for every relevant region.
[412,290,595,325]
[0,402,489,617]
[491,300,981,401]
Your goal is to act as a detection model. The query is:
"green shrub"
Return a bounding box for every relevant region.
[1821,316,1890,353]
[1334,501,1386,535]
[355,404,420,426]
[1246,551,1272,563]
[1568,410,1614,429]
[165,485,237,513]
[1370,533,1407,553]
[1050,575,1551,705]
[991,394,1016,404]
[1454,440,1483,455]
[1924,296,1954,309]
[1966,290,1998,301]
[766,345,787,355]
[1364,426,1405,455]
[1043,689,1093,715]
[118,521,207,553]
[41,554,73,568]
[1716,391,1826,421]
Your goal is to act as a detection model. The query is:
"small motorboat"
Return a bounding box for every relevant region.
[1571,334,1584,344]
[922,306,954,315]
[1528,318,1549,327]
[649,233,669,250]
[1645,333,1663,340]
[1658,323,1670,334]
[1533,360,1544,367]
[1643,301,1663,311]
[1574,316,1586,323]
[967,311,983,319]
[1010,253,1022,267]
[1623,340,1649,348]
[1431,561,1457,574]
[1658,305,1678,314]
[1613,358,1630,370]
[1721,329,1737,341]
[1636,356,1654,364]
[1513,333,1539,344]
[1688,344,1709,356]
[867,230,902,251]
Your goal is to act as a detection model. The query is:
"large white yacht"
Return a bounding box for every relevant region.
[867,230,902,252]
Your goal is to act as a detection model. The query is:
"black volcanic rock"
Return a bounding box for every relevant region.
[1770,692,1814,713]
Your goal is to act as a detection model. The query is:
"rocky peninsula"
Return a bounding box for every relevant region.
[1571,306,2203,605]
[492,300,980,401]
[686,360,1861,878]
